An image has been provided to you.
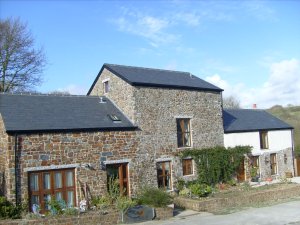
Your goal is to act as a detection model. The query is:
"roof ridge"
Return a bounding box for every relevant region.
[0,92,102,98]
[104,63,192,76]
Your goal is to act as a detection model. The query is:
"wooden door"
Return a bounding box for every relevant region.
[296,158,300,176]
[107,163,128,195]
[270,154,277,175]
[237,159,245,182]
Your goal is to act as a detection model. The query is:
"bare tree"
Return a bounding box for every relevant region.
[48,90,71,95]
[223,95,241,109]
[0,18,46,92]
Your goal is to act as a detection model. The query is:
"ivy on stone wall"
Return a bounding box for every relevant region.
[180,146,252,185]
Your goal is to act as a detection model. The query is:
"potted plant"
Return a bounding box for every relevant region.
[250,167,259,182]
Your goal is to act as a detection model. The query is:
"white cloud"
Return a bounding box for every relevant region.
[243,1,276,21]
[206,59,300,108]
[113,12,178,46]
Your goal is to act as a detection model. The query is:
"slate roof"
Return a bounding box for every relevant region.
[0,93,136,133]
[223,109,293,133]
[87,64,223,94]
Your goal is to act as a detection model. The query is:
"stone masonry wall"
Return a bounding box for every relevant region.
[89,71,224,190]
[259,148,294,179]
[0,210,120,225]
[89,68,136,124]
[0,114,8,196]
[244,148,294,181]
[133,87,224,188]
[6,130,138,204]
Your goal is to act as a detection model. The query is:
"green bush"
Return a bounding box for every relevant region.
[137,187,173,208]
[0,197,22,219]
[63,207,79,216]
[47,198,66,215]
[180,146,252,185]
[189,183,212,197]
[227,179,237,186]
[115,196,136,213]
[179,188,190,197]
[175,179,185,191]
[91,195,111,210]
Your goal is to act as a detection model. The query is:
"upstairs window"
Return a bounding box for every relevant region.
[259,131,269,149]
[176,118,191,148]
[103,80,110,94]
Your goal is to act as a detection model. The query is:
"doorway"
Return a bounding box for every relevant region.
[106,163,128,195]
[237,159,245,182]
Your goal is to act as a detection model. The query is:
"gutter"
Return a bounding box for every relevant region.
[14,133,20,206]
[291,129,296,176]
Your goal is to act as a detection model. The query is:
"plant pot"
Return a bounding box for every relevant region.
[285,171,293,178]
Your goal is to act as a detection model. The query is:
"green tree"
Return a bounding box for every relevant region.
[0,18,46,92]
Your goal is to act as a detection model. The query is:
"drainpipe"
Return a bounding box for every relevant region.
[14,133,19,206]
[291,129,296,176]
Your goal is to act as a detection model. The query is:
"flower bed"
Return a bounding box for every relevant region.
[174,183,300,213]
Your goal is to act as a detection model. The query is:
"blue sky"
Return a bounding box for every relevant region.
[1,0,300,108]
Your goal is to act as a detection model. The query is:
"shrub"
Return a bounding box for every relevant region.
[227,179,237,186]
[115,196,136,213]
[189,183,212,197]
[91,195,111,210]
[137,187,173,208]
[0,197,22,219]
[63,207,79,216]
[175,179,185,191]
[180,146,252,185]
[179,188,190,197]
[47,198,66,215]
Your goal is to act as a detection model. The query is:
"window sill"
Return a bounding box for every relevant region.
[183,174,194,177]
[177,146,192,150]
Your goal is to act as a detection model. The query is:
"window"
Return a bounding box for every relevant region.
[259,131,269,149]
[176,118,191,148]
[108,114,121,122]
[103,80,110,94]
[270,154,277,175]
[106,163,128,196]
[28,169,75,213]
[157,161,171,190]
[182,159,193,176]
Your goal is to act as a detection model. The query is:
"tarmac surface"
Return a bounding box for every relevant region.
[136,200,300,225]
[136,178,300,225]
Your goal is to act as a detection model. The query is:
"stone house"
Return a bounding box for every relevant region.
[0,63,224,212]
[87,64,224,188]
[223,109,294,181]
[0,63,294,213]
[0,94,139,212]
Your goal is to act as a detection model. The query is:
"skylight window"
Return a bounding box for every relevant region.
[108,114,121,122]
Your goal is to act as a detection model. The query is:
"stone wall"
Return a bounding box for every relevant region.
[5,130,138,204]
[0,210,120,225]
[0,114,8,196]
[257,148,294,180]
[175,184,300,213]
[155,207,174,220]
[89,68,136,124]
[133,87,224,189]
[88,69,224,190]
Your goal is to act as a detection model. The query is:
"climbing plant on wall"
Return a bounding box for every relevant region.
[180,146,252,185]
